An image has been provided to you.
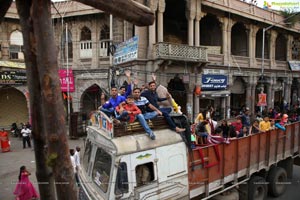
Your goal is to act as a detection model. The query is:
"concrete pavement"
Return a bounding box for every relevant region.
[0,134,85,200]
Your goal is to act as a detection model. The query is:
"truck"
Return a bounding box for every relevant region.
[78,111,300,200]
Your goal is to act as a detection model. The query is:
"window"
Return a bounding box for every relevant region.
[115,162,129,195]
[81,26,91,41]
[61,29,73,60]
[9,30,24,60]
[83,139,92,173]
[135,163,154,187]
[92,147,112,193]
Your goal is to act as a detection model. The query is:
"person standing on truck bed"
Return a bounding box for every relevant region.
[116,95,156,140]
[141,81,185,133]
[133,87,162,120]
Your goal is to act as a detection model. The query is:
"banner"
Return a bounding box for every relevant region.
[113,36,138,65]
[59,69,75,92]
[0,71,26,85]
[257,93,267,106]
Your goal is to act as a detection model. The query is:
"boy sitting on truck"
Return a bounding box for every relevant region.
[116,95,156,140]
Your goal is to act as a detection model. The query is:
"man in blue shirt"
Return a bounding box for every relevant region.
[141,81,185,133]
[100,86,126,117]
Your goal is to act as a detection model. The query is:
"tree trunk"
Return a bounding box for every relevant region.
[74,0,154,26]
[15,1,56,199]
[16,0,77,199]
[0,0,12,21]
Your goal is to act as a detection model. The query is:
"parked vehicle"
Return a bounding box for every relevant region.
[79,111,300,200]
[10,122,21,138]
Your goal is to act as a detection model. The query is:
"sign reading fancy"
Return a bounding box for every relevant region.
[0,71,27,85]
[201,74,228,90]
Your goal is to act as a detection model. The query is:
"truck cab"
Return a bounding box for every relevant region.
[79,111,190,200]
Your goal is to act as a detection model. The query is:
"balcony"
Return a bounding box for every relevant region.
[153,42,208,63]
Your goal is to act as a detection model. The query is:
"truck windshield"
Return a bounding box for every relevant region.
[83,139,92,173]
[92,147,112,193]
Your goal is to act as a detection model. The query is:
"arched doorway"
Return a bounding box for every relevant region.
[167,75,187,114]
[0,86,28,127]
[81,84,103,116]
[230,78,246,116]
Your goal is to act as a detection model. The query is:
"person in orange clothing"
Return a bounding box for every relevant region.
[116,95,156,140]
[0,128,11,152]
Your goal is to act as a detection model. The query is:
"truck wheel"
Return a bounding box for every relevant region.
[267,167,287,197]
[248,176,267,200]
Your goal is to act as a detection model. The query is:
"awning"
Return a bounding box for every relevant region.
[0,61,26,69]
[200,90,230,98]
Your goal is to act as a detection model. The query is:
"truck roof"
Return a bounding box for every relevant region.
[87,125,184,156]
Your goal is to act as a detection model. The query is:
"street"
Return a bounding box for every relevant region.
[1,134,300,200]
[0,134,84,200]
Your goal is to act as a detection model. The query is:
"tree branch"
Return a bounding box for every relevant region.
[74,0,154,26]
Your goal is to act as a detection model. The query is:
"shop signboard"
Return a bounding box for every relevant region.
[201,74,227,90]
[0,71,26,85]
[113,36,138,65]
[288,61,300,71]
[59,69,75,92]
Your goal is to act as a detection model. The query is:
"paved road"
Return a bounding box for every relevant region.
[1,134,300,200]
[0,134,84,200]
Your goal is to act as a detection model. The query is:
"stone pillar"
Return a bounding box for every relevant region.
[284,78,292,107]
[91,21,98,68]
[269,30,277,68]
[248,25,259,67]
[267,84,272,109]
[246,83,252,109]
[147,0,158,58]
[221,97,226,119]
[287,35,293,61]
[194,0,203,47]
[226,95,231,119]
[186,0,196,46]
[157,0,165,42]
[219,17,233,66]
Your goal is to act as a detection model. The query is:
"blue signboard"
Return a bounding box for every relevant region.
[201,74,227,90]
[113,36,138,65]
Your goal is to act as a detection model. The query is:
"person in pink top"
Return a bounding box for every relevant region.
[13,165,39,200]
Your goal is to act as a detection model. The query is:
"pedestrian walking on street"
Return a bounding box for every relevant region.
[21,125,31,149]
[13,165,39,200]
[74,146,81,187]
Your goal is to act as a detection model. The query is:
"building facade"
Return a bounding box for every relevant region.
[1,0,300,127]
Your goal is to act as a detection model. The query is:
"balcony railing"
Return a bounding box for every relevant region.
[80,40,92,58]
[153,42,208,62]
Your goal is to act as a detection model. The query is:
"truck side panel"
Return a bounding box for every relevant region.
[188,122,300,198]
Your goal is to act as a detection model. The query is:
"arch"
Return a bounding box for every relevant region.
[0,86,29,127]
[163,0,187,44]
[10,30,23,45]
[61,29,73,59]
[200,14,222,46]
[230,77,246,114]
[231,23,248,56]
[256,29,270,59]
[80,26,91,41]
[275,34,287,61]
[80,84,104,116]
[100,24,110,40]
[167,75,187,114]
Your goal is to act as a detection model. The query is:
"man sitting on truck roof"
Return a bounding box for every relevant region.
[141,81,185,133]
[100,86,126,117]
[116,95,156,140]
[133,87,162,120]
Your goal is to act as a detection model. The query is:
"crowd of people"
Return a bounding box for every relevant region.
[191,105,297,147]
[99,71,185,140]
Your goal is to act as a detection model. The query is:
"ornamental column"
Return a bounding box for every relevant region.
[269,30,278,68]
[157,0,165,42]
[186,0,196,46]
[194,0,202,46]
[147,0,158,58]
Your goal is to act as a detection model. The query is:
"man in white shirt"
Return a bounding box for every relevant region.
[21,125,31,148]
[74,146,81,186]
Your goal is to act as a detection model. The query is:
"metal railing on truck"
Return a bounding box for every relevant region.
[188,122,300,199]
